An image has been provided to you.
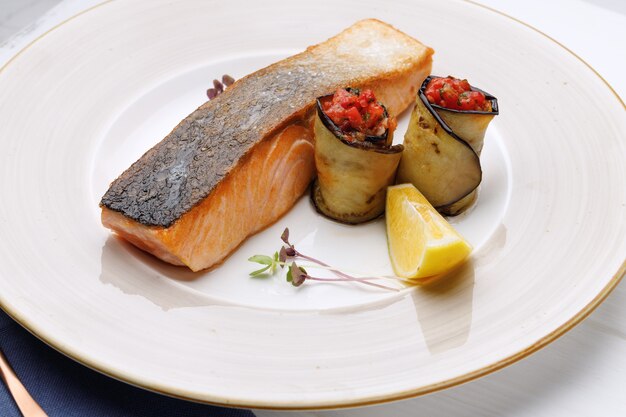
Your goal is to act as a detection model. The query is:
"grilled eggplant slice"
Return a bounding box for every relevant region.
[396,76,498,215]
[312,91,403,224]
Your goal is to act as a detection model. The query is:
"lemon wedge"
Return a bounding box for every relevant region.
[386,184,472,279]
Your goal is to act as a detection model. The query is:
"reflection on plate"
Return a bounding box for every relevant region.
[0,0,624,409]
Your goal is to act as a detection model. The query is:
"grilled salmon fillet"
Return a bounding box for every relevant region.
[100,19,434,271]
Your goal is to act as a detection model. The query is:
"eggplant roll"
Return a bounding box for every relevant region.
[312,90,403,224]
[396,76,498,215]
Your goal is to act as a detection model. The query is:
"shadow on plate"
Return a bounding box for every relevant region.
[411,260,476,355]
[99,236,233,311]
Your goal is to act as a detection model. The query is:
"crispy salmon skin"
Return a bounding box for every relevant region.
[100,19,434,271]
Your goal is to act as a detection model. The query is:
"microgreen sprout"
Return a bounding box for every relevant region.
[207,74,235,100]
[249,227,407,291]
[247,252,280,277]
[287,262,307,287]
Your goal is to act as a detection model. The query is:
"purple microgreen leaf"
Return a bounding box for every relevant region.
[248,255,274,266]
[279,246,288,266]
[213,79,224,93]
[249,265,271,277]
[222,74,235,86]
[250,227,402,291]
[289,262,307,287]
[207,88,217,100]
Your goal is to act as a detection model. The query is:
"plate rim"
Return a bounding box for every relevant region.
[0,0,624,410]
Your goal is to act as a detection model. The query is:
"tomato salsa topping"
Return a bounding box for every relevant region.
[425,76,491,111]
[321,88,394,142]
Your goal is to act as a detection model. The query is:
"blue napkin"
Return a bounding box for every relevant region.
[0,309,255,417]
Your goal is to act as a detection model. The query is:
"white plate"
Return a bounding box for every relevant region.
[0,0,624,410]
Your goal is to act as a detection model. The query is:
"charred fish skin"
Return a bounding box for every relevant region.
[100,63,323,228]
[100,20,433,228]
[100,19,434,271]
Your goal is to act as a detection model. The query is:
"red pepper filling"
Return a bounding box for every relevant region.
[425,77,491,111]
[321,88,392,141]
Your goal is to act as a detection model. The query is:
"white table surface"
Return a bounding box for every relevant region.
[1,1,624,416]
